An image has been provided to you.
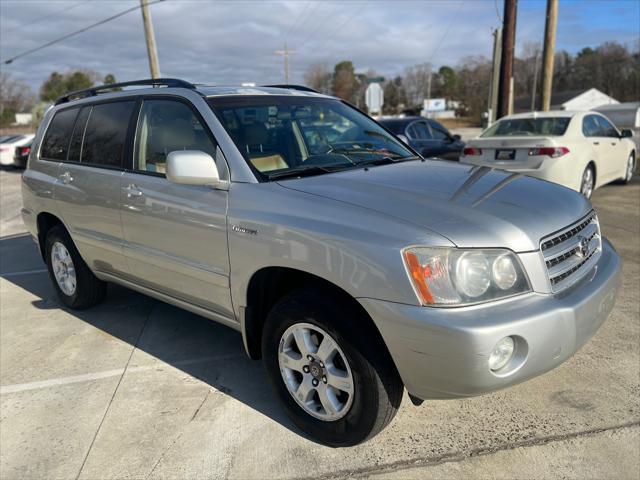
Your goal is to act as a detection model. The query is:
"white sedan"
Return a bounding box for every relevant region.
[460,111,636,198]
[0,134,35,166]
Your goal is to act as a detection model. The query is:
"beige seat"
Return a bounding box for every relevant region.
[242,123,287,172]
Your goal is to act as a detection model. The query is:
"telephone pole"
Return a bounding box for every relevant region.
[497,0,517,119]
[140,0,160,79]
[530,49,541,111]
[275,42,295,84]
[540,0,558,111]
[488,28,502,125]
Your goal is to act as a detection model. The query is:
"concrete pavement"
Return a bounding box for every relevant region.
[1,167,638,479]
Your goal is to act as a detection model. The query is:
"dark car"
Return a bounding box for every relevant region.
[13,139,32,168]
[379,116,465,160]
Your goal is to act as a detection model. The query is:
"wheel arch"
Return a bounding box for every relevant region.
[36,212,67,260]
[241,266,398,373]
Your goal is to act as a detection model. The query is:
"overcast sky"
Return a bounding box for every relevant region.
[1,0,638,93]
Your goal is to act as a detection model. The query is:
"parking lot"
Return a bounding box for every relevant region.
[1,166,638,479]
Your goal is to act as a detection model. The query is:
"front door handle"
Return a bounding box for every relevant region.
[124,184,143,198]
[593,141,600,145]
[59,171,73,184]
[611,142,617,146]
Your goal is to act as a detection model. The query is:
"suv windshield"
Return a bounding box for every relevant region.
[481,117,571,137]
[208,96,416,180]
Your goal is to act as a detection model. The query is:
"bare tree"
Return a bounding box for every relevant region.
[303,63,332,94]
[0,73,36,126]
[403,63,432,107]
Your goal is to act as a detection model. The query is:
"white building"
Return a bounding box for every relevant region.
[515,88,619,113]
[13,113,33,125]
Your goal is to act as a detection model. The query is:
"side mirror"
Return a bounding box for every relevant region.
[620,129,634,138]
[396,134,410,144]
[166,150,220,186]
[452,134,462,141]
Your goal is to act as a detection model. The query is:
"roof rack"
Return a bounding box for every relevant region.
[262,84,319,93]
[54,78,196,106]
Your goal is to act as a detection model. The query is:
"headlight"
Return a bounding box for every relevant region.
[402,247,531,306]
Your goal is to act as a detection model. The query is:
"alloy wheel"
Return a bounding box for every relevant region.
[581,167,594,198]
[278,322,354,421]
[51,241,76,296]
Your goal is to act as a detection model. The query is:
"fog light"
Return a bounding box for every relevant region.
[489,336,515,371]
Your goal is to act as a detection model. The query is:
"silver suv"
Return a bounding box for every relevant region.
[21,79,622,446]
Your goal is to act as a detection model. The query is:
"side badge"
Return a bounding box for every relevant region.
[232,225,258,235]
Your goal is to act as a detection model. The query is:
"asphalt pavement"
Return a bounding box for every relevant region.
[1,167,638,479]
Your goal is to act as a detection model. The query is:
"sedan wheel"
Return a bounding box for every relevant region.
[580,166,594,198]
[625,154,635,182]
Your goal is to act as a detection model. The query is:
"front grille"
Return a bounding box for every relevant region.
[540,211,602,293]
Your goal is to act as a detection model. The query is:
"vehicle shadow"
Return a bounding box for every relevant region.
[0,232,309,441]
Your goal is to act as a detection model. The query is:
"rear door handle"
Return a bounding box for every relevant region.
[611,142,617,146]
[59,171,73,184]
[124,183,143,198]
[593,142,600,145]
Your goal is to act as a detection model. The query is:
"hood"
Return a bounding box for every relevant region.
[278,160,592,252]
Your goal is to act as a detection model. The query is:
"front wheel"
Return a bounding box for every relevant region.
[580,165,595,199]
[620,153,635,184]
[262,289,403,447]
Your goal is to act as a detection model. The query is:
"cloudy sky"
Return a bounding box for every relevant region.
[1,0,638,93]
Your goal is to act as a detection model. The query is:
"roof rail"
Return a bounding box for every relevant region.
[262,84,319,93]
[54,78,196,106]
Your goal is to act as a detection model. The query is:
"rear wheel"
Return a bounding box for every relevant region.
[262,288,403,447]
[580,165,595,199]
[45,226,106,309]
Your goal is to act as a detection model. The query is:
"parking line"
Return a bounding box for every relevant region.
[1,268,48,277]
[0,353,244,395]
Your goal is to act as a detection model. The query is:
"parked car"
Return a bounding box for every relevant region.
[378,116,465,160]
[0,134,34,166]
[13,139,33,168]
[22,79,621,446]
[460,111,636,198]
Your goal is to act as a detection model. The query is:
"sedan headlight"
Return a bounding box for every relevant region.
[402,247,531,306]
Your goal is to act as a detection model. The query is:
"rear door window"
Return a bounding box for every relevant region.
[408,122,432,140]
[67,106,91,162]
[81,101,136,167]
[430,123,450,141]
[40,108,78,160]
[582,115,600,137]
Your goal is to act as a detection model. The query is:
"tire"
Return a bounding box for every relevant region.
[262,288,403,447]
[45,225,106,309]
[619,152,635,184]
[580,165,595,199]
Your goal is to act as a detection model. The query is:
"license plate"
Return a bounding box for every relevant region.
[495,149,515,160]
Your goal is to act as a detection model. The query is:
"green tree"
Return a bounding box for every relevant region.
[332,61,357,102]
[40,71,95,103]
[438,66,457,99]
[103,73,117,85]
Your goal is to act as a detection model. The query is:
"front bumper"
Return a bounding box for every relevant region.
[359,238,621,400]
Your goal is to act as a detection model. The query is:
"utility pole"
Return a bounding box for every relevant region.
[530,49,541,111]
[425,66,432,119]
[140,0,160,79]
[497,0,517,119]
[540,0,558,111]
[488,28,502,125]
[275,42,295,84]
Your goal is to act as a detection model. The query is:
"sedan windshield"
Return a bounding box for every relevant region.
[481,117,571,137]
[208,96,416,180]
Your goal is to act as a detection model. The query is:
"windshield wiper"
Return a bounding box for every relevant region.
[267,164,348,180]
[356,155,420,167]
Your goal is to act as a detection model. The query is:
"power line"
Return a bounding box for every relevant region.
[311,0,370,54]
[283,0,312,41]
[425,0,465,65]
[297,2,342,49]
[2,0,166,65]
[2,0,90,35]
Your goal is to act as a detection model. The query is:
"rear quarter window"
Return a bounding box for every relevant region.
[40,108,78,160]
[81,101,136,167]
